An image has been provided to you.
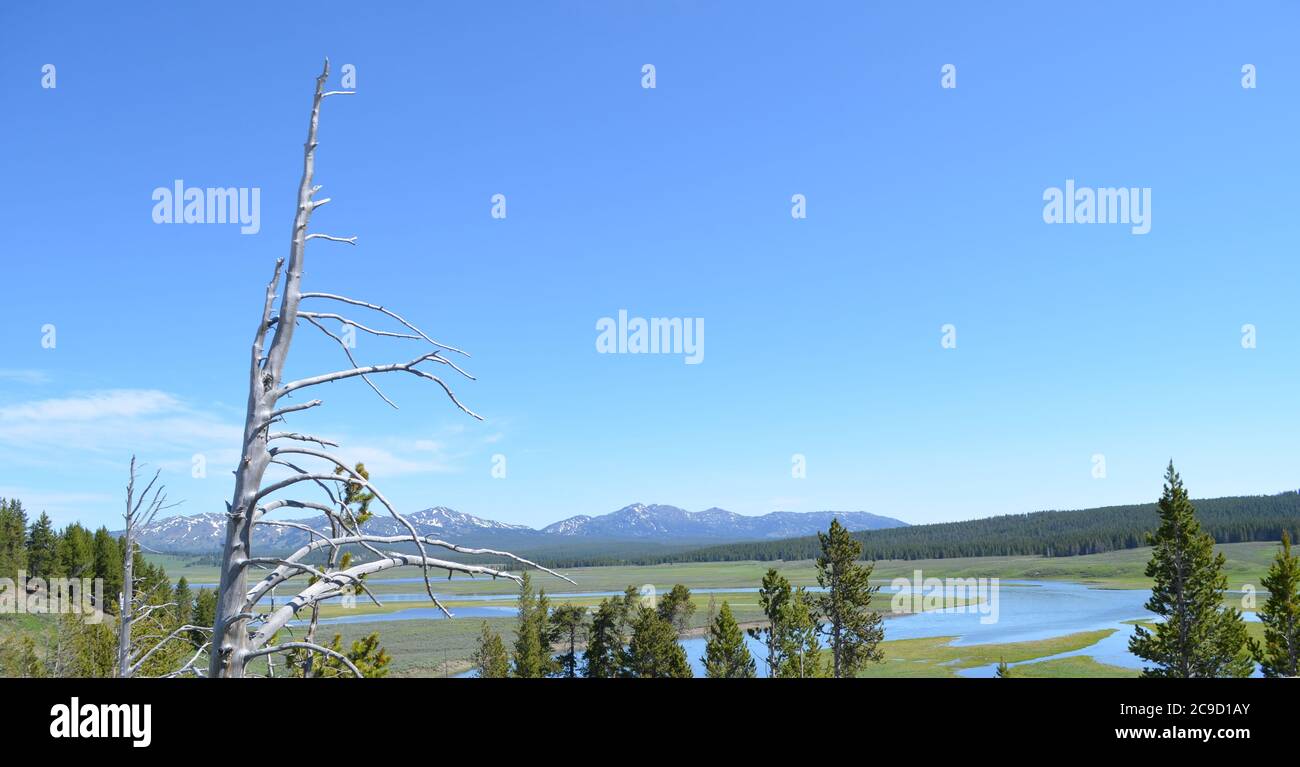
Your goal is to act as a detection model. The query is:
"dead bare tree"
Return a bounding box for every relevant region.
[206,59,571,678]
[116,456,201,678]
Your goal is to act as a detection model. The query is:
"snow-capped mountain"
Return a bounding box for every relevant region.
[130,503,908,553]
[540,503,907,540]
[127,507,541,554]
[126,512,232,552]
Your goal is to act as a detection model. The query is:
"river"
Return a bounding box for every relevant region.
[285,580,1258,677]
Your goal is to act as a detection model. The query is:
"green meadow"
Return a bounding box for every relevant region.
[100,540,1285,678]
[857,630,1136,678]
[152,540,1282,593]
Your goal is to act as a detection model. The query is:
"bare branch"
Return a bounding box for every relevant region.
[161,641,210,678]
[267,431,339,447]
[252,259,285,376]
[257,499,336,516]
[305,233,357,245]
[297,312,420,341]
[246,641,362,678]
[303,315,397,408]
[254,466,387,566]
[249,553,528,647]
[262,446,448,611]
[260,468,342,508]
[127,624,210,677]
[255,533,574,600]
[266,399,323,424]
[300,292,470,356]
[275,353,481,419]
[131,602,178,622]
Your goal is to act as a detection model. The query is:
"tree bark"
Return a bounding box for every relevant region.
[209,62,330,678]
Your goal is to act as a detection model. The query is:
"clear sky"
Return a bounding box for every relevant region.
[1,2,1298,530]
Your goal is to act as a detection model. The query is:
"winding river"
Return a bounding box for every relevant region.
[284,580,1258,677]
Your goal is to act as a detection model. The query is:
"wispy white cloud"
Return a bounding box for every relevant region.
[0,388,488,525]
[0,369,50,385]
[334,439,460,477]
[0,389,182,422]
[0,389,240,471]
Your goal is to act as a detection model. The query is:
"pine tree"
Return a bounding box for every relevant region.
[471,621,509,678]
[285,631,390,677]
[815,518,884,677]
[1250,530,1300,677]
[749,568,792,676]
[583,594,632,678]
[0,635,46,677]
[0,498,29,578]
[1129,462,1253,677]
[56,611,116,677]
[25,512,57,579]
[174,577,194,628]
[703,602,755,678]
[339,632,391,678]
[55,523,94,579]
[511,571,557,677]
[776,586,823,678]
[193,587,217,646]
[91,527,122,613]
[657,583,696,633]
[624,606,691,678]
[548,603,588,678]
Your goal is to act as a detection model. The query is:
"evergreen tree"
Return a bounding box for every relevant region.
[0,635,46,678]
[583,593,632,678]
[338,632,391,678]
[0,498,29,577]
[471,621,509,678]
[748,568,792,676]
[56,611,116,677]
[775,586,823,678]
[703,602,755,678]
[173,577,194,628]
[1250,531,1300,677]
[91,527,123,612]
[511,571,557,678]
[548,603,588,678]
[25,512,57,579]
[193,587,217,645]
[815,518,884,677]
[624,606,691,678]
[657,583,696,633]
[287,631,390,678]
[55,523,94,579]
[1129,462,1253,678]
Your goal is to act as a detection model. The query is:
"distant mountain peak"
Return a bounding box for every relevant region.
[129,503,908,553]
[537,503,906,540]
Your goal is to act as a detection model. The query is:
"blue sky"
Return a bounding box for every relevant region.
[1,2,1298,530]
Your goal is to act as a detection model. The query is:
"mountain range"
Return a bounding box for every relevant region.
[128,503,908,554]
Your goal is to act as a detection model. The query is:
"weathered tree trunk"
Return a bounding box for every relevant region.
[116,456,177,678]
[204,60,571,679]
[115,529,133,678]
[208,64,329,679]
